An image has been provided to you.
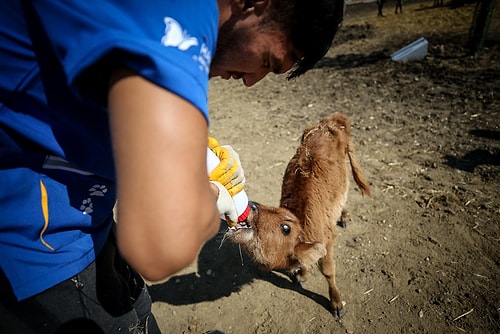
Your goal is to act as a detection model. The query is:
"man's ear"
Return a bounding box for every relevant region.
[232,0,270,15]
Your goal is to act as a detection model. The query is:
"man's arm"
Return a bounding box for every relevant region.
[108,68,220,282]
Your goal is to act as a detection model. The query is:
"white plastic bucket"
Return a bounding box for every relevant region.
[391,37,429,62]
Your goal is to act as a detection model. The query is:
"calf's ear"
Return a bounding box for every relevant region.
[294,242,327,267]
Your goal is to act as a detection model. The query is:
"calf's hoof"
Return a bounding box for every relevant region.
[330,302,345,317]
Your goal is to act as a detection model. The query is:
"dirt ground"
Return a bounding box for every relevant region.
[149,1,500,333]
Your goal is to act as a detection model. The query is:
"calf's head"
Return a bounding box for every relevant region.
[228,201,326,271]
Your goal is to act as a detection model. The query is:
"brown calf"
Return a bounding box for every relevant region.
[227,112,370,317]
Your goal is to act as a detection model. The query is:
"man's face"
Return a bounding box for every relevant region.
[209,16,302,87]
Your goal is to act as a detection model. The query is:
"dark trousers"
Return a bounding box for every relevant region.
[0,233,161,334]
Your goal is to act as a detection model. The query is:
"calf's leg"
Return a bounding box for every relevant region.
[319,247,344,317]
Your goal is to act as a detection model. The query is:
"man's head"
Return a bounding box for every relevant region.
[210,0,344,86]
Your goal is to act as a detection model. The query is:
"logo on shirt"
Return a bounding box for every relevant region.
[80,184,108,214]
[161,17,213,75]
[161,17,198,51]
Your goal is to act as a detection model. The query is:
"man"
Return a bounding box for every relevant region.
[0,0,344,333]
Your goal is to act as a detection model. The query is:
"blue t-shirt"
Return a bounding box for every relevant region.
[0,0,218,301]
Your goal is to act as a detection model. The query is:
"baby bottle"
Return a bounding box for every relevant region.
[207,148,250,223]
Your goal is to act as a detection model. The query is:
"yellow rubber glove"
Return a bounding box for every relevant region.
[208,137,246,197]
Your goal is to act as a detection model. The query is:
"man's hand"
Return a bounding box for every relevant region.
[208,137,245,196]
[210,181,238,226]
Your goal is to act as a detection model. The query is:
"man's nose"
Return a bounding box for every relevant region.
[242,70,271,87]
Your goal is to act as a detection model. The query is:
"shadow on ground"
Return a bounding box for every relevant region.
[445,129,500,172]
[148,224,332,313]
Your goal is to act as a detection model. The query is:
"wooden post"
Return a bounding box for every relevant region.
[468,0,496,54]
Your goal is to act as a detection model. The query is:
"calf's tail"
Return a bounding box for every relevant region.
[347,139,371,197]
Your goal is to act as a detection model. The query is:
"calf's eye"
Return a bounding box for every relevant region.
[249,201,259,213]
[280,224,291,236]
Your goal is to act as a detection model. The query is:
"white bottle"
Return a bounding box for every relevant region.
[206,148,250,222]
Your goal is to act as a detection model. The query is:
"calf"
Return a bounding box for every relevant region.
[227,113,371,317]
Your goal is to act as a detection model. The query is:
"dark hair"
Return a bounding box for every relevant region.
[268,0,345,79]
